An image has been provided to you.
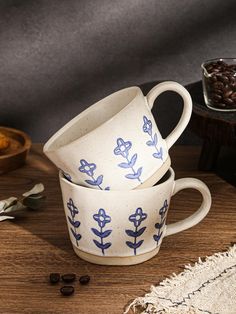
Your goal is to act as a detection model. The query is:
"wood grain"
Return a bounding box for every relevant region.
[0,144,235,314]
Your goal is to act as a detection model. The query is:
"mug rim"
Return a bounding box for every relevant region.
[44,86,144,153]
[201,58,236,75]
[59,167,174,193]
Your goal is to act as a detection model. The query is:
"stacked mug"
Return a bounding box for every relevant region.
[44,81,211,265]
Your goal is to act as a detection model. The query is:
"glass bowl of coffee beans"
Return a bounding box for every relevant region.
[201,58,236,111]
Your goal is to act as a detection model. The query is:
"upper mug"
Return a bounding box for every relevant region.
[44,81,192,190]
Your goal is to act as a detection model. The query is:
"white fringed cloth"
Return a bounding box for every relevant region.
[125,246,236,314]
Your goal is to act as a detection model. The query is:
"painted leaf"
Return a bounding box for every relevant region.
[93,239,104,249]
[153,147,163,159]
[153,133,158,146]
[129,154,137,167]
[136,226,146,237]
[70,228,81,241]
[155,222,164,229]
[133,239,144,249]
[153,152,162,159]
[146,140,154,146]
[136,167,143,177]
[85,179,98,186]
[126,241,136,249]
[125,229,137,237]
[91,228,102,237]
[125,173,139,180]
[75,233,82,240]
[73,220,81,228]
[153,232,162,242]
[95,175,103,186]
[100,229,112,238]
[118,162,130,169]
[101,242,111,250]
[22,183,44,197]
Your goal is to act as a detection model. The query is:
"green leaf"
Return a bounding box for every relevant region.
[0,215,15,222]
[22,183,44,197]
[22,195,46,209]
[3,201,26,214]
[0,197,18,212]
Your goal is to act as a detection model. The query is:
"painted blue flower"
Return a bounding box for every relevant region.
[93,208,111,228]
[67,198,81,246]
[129,207,147,228]
[159,199,168,216]
[114,137,143,182]
[143,115,163,160]
[114,138,132,158]
[67,198,79,218]
[153,199,168,246]
[143,116,152,136]
[126,207,147,255]
[92,208,112,255]
[79,159,96,177]
[78,159,110,190]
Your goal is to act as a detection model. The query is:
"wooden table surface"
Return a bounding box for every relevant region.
[0,144,235,314]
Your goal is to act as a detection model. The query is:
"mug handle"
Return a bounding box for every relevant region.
[164,178,211,237]
[146,81,192,149]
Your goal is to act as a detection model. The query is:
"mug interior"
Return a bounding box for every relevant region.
[46,87,139,151]
[60,168,173,192]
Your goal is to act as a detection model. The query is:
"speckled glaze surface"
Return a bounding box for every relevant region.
[44,81,192,190]
[59,168,211,265]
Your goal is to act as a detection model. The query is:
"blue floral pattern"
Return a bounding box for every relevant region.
[114,138,143,182]
[125,207,147,255]
[78,159,110,190]
[67,198,81,246]
[91,208,112,255]
[153,199,168,246]
[143,116,163,160]
[63,171,72,182]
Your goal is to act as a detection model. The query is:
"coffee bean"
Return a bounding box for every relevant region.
[224,98,234,106]
[203,59,236,109]
[223,90,233,98]
[79,275,90,285]
[217,103,226,108]
[62,273,76,283]
[214,89,223,95]
[231,92,236,101]
[212,81,224,90]
[209,75,217,83]
[60,286,74,296]
[49,273,60,284]
[212,94,222,102]
[230,82,236,89]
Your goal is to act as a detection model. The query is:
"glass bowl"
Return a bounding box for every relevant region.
[201,58,236,112]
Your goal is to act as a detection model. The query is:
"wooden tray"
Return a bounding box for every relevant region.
[0,127,31,174]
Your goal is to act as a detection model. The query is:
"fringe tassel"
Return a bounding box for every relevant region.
[125,245,236,314]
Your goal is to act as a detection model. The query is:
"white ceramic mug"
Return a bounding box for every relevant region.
[45,82,192,190]
[59,168,211,265]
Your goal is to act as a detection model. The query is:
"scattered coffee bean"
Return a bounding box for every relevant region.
[79,275,90,285]
[60,285,75,296]
[49,273,60,284]
[203,59,236,109]
[62,273,76,283]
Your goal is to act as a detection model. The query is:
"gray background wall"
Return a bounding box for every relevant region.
[0,0,235,143]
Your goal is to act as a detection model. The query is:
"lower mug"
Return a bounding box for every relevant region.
[59,168,211,266]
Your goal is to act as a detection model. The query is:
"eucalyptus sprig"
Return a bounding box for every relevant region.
[0,183,45,221]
